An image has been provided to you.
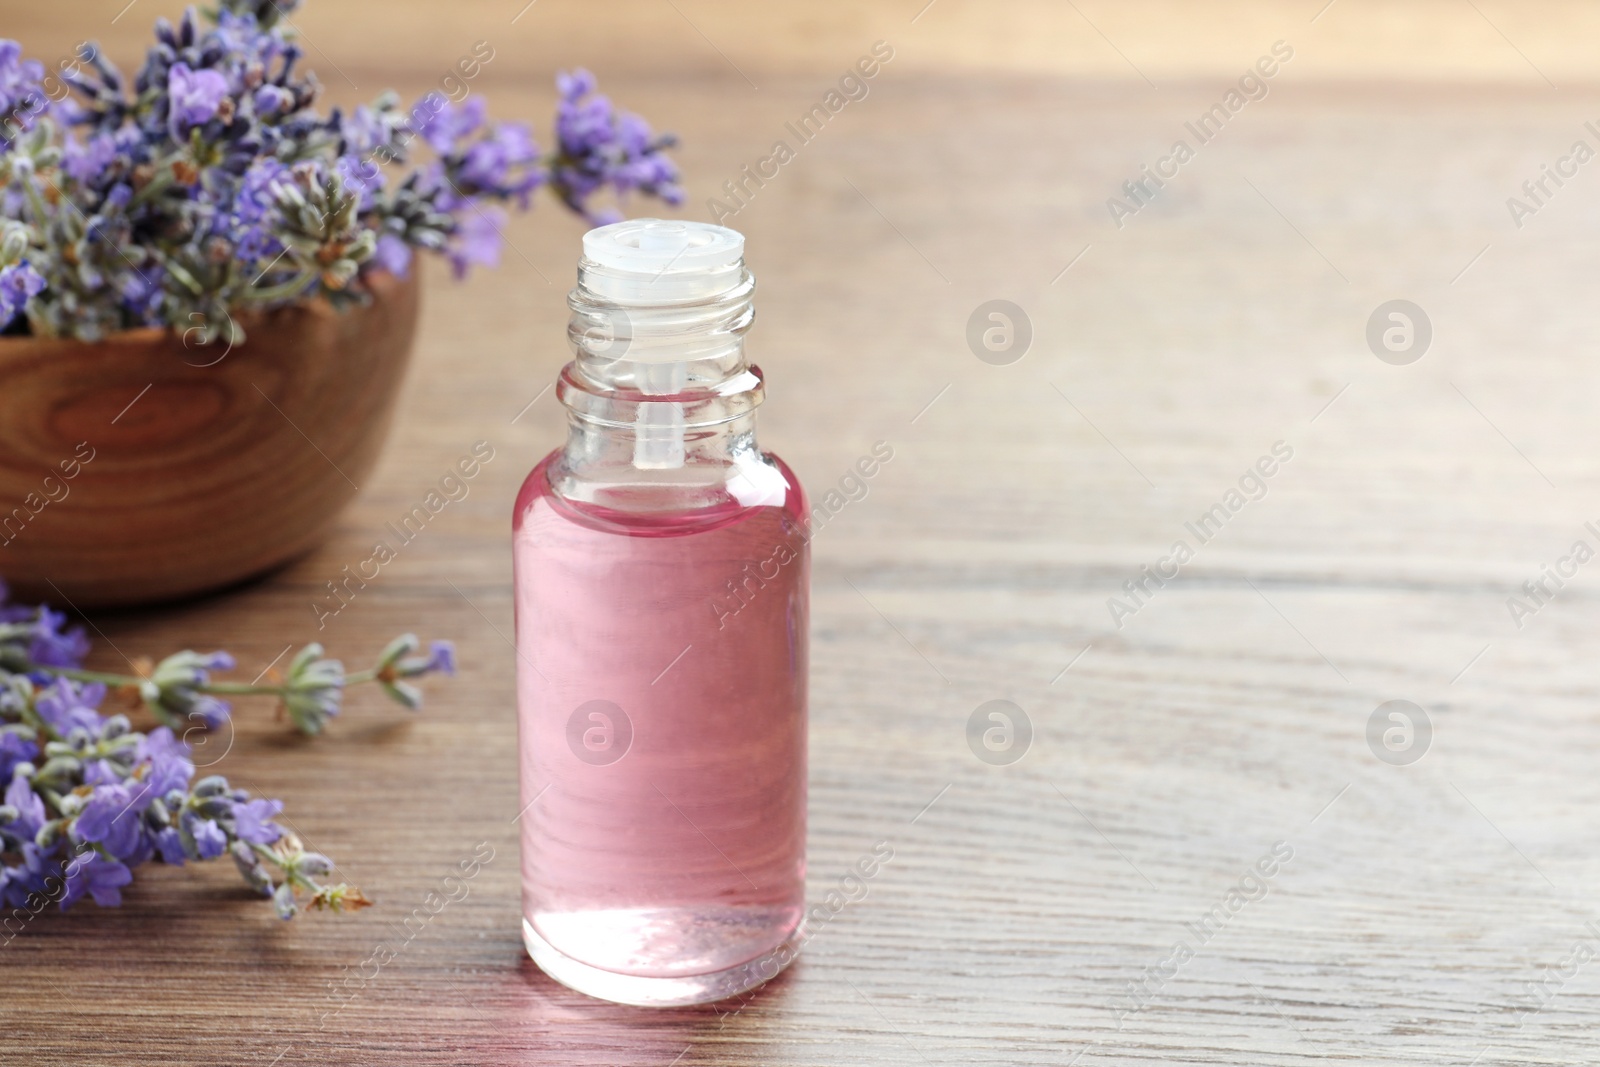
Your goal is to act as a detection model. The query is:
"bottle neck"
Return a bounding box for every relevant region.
[551,256,779,514]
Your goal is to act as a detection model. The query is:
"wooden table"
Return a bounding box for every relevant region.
[8,2,1600,1063]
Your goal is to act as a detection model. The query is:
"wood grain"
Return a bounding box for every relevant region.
[4,3,1600,1065]
[0,270,418,606]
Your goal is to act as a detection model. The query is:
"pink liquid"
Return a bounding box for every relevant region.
[513,451,808,984]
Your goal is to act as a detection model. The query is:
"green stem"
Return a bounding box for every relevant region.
[37,665,284,698]
[251,841,285,868]
[145,248,205,296]
[32,663,385,699]
[241,266,317,303]
[21,173,53,230]
[44,667,138,688]
[128,152,184,209]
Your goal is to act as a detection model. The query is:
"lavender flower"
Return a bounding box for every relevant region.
[232,797,282,845]
[229,838,272,894]
[371,633,456,709]
[142,649,235,730]
[371,231,411,277]
[3,774,45,841]
[0,41,47,150]
[28,605,90,665]
[166,63,230,138]
[0,260,43,329]
[60,130,118,184]
[74,782,150,860]
[33,678,105,735]
[460,123,544,205]
[415,96,488,156]
[407,640,457,678]
[188,816,227,859]
[0,583,452,919]
[153,827,186,865]
[340,101,402,156]
[446,206,504,279]
[60,854,133,909]
[140,734,193,796]
[549,68,683,224]
[0,728,36,782]
[272,879,297,919]
[0,5,681,341]
[278,642,345,735]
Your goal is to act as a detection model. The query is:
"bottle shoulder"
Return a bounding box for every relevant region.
[515,448,807,538]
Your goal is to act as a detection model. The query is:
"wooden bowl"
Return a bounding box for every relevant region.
[0,270,421,608]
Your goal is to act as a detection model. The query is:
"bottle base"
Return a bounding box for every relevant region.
[522,916,805,1007]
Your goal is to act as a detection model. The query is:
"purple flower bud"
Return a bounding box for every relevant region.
[82,759,121,787]
[4,776,45,843]
[145,751,194,797]
[193,775,229,798]
[0,259,43,328]
[0,40,50,150]
[60,853,132,909]
[446,206,503,279]
[395,639,456,680]
[232,797,282,846]
[272,880,298,920]
[556,68,597,101]
[145,650,235,731]
[0,731,37,786]
[166,62,230,138]
[154,827,186,866]
[61,132,120,185]
[138,726,191,763]
[423,640,455,676]
[372,232,412,278]
[189,816,227,860]
[33,679,104,736]
[548,69,681,224]
[74,785,138,854]
[414,96,487,155]
[296,851,334,878]
[229,839,273,896]
[253,84,295,117]
[185,695,231,732]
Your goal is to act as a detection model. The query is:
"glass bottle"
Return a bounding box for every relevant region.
[513,219,809,1006]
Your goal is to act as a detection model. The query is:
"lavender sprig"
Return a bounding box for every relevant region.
[0,583,454,918]
[18,631,454,736]
[0,1,682,341]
